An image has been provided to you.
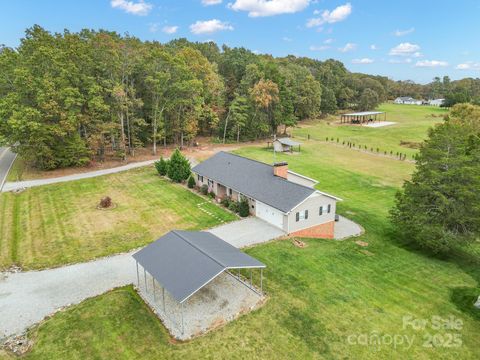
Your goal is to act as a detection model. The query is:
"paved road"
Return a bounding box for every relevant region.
[0,147,16,191]
[0,218,283,339]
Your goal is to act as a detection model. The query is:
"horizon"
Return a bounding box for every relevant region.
[1,0,480,84]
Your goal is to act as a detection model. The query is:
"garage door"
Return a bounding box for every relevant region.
[256,201,284,229]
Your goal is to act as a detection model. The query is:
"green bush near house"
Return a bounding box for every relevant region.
[228,201,239,213]
[187,175,196,189]
[154,157,169,176]
[238,196,250,217]
[166,149,191,183]
[221,197,231,207]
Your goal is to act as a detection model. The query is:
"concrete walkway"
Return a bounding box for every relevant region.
[1,159,157,192]
[209,217,286,248]
[334,215,364,240]
[0,218,283,339]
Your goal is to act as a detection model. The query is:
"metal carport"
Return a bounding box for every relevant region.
[132,230,266,335]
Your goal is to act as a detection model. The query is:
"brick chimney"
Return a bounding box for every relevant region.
[273,162,288,179]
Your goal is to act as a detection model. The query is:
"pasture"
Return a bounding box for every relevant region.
[294,104,448,158]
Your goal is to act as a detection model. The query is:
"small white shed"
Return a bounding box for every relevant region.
[272,138,301,152]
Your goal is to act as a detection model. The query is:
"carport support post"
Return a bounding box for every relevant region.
[162,287,165,312]
[260,269,263,293]
[144,268,147,292]
[136,261,139,287]
[250,270,253,288]
[181,302,185,335]
[152,277,156,301]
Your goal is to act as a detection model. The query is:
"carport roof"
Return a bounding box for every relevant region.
[276,137,301,146]
[132,230,265,303]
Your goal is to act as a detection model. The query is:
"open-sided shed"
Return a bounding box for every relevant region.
[340,111,386,124]
[132,230,266,338]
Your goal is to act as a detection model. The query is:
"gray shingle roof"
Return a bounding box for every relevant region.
[276,138,301,146]
[192,152,316,213]
[133,230,265,303]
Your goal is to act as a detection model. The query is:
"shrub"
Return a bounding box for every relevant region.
[187,175,195,189]
[221,197,231,207]
[200,184,208,195]
[238,196,250,217]
[228,201,239,213]
[154,157,169,176]
[99,196,112,208]
[208,191,216,199]
[167,149,191,183]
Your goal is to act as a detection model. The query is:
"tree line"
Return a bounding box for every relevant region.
[0,25,478,169]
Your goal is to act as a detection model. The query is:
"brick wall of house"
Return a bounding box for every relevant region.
[290,221,335,239]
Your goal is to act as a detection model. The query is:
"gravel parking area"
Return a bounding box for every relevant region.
[138,271,265,340]
[364,121,397,128]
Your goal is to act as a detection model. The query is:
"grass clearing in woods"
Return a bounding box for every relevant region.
[294,103,448,158]
[0,167,237,270]
[13,141,480,359]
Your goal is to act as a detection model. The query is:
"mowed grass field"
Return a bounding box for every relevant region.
[294,103,448,157]
[0,167,237,270]
[7,140,480,359]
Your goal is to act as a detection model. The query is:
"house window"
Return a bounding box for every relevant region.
[296,210,308,221]
[327,204,331,213]
[228,188,232,196]
[319,206,323,216]
[208,179,214,187]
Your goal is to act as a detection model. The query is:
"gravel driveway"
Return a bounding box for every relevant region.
[1,160,157,192]
[0,252,136,339]
[0,218,284,339]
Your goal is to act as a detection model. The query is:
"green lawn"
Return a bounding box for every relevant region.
[0,167,237,270]
[11,142,480,359]
[294,103,448,158]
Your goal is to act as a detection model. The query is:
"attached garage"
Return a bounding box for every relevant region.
[256,201,284,230]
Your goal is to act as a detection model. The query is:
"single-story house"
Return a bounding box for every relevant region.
[394,97,423,105]
[272,137,301,152]
[428,98,445,106]
[192,152,342,238]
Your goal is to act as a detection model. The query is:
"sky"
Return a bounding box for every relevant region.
[1,0,479,84]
